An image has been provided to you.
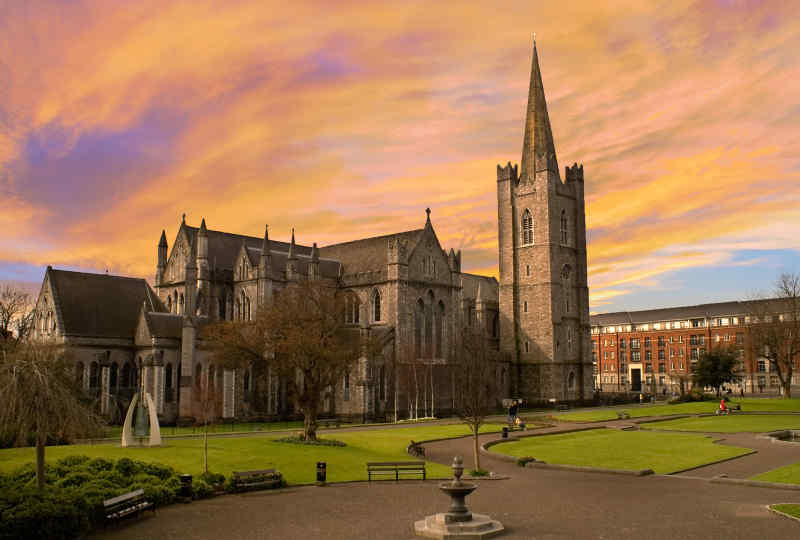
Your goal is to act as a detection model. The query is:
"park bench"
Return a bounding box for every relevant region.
[557,404,569,412]
[409,440,425,458]
[104,488,154,525]
[617,411,631,420]
[367,461,426,481]
[231,469,283,492]
[321,418,342,429]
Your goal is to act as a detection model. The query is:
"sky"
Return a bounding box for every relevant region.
[1,0,799,313]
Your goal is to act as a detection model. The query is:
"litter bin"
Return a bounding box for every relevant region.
[179,474,192,498]
[316,462,327,484]
[502,427,509,439]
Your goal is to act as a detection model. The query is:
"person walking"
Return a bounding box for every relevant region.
[508,400,519,425]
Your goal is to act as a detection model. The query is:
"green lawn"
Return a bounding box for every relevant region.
[0,423,503,485]
[752,461,800,485]
[490,428,752,474]
[101,420,306,439]
[556,398,800,422]
[643,414,800,433]
[771,504,800,519]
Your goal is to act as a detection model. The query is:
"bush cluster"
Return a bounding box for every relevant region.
[275,435,347,447]
[0,456,198,539]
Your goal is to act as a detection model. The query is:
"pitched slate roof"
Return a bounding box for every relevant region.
[319,229,423,275]
[47,268,165,339]
[144,312,183,338]
[461,273,499,303]
[183,225,313,271]
[589,298,786,327]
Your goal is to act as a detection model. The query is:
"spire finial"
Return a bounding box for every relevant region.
[182,213,186,225]
[425,207,431,222]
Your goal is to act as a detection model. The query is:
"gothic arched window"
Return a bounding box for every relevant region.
[562,264,572,314]
[522,209,533,245]
[167,296,172,312]
[76,361,85,387]
[568,371,576,390]
[109,362,118,389]
[89,361,99,389]
[344,293,360,324]
[165,363,173,390]
[121,362,132,388]
[560,210,568,245]
[372,289,381,322]
[435,301,445,358]
[425,292,434,358]
[415,299,424,359]
[179,293,184,314]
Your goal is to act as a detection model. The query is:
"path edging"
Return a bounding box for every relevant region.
[711,476,800,491]
[768,504,800,523]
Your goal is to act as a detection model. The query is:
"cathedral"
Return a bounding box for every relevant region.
[30,41,591,424]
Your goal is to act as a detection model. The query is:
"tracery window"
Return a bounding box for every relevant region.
[560,210,568,245]
[372,289,381,322]
[521,209,533,245]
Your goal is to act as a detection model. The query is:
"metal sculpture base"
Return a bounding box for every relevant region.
[414,456,504,539]
[121,392,162,447]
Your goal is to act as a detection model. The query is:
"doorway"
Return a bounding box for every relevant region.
[631,369,642,392]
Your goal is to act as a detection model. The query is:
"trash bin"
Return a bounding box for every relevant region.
[502,427,508,439]
[179,474,192,498]
[316,462,327,484]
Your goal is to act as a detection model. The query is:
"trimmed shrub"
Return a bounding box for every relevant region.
[192,479,213,499]
[0,455,183,538]
[516,456,536,467]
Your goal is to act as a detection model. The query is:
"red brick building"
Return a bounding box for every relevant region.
[590,300,800,395]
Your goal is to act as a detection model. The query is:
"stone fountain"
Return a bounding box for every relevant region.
[414,456,504,539]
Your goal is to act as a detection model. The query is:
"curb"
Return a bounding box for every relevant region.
[711,476,800,491]
[525,462,654,476]
[768,504,800,523]
[667,448,758,475]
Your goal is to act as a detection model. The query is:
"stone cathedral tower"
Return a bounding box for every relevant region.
[497,40,592,402]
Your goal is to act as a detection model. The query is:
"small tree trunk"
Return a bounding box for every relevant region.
[472,424,481,472]
[782,379,792,399]
[36,431,46,491]
[204,422,209,474]
[303,408,318,441]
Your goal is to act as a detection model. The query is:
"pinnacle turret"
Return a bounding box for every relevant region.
[199,218,207,236]
[520,39,559,182]
[261,224,270,254]
[159,230,167,247]
[288,228,297,260]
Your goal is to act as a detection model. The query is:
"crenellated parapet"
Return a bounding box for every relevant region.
[565,162,584,184]
[496,162,518,183]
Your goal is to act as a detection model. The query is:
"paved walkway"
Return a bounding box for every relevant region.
[97,419,800,540]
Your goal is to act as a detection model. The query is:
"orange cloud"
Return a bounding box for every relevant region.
[1,0,799,314]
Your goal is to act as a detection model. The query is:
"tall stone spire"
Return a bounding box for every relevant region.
[519,39,559,183]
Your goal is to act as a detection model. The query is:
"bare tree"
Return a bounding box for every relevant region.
[453,326,499,472]
[196,368,220,474]
[747,273,800,399]
[0,343,104,489]
[205,280,364,441]
[0,285,32,343]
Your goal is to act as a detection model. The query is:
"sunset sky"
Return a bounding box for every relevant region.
[2,0,799,313]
